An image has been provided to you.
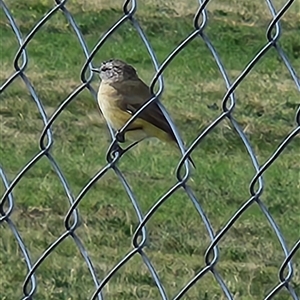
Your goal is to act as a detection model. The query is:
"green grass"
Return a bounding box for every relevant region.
[1,0,300,299]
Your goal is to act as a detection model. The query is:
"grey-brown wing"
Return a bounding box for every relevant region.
[117,78,177,142]
[126,101,177,144]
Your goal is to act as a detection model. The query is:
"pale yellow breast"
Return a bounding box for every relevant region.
[97,83,130,130]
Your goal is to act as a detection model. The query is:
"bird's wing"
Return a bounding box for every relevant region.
[120,80,177,142]
[116,79,196,168]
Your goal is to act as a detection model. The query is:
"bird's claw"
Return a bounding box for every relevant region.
[111,143,124,156]
[116,130,125,143]
[106,142,124,163]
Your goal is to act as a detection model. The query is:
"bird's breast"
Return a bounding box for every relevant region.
[97,85,131,130]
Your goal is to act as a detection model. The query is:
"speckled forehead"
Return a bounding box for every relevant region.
[102,60,125,69]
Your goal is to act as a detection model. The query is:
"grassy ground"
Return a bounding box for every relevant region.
[1,0,300,299]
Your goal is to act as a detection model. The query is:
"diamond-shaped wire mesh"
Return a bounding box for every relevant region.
[0,0,299,299]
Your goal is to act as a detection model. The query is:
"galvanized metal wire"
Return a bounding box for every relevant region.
[0,0,299,299]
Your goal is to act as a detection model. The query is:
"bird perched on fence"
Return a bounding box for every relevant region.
[91,58,194,167]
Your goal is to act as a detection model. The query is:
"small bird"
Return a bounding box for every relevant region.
[92,59,194,166]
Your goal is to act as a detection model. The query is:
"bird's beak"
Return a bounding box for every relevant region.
[91,67,100,73]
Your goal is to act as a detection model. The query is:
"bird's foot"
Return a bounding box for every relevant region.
[106,142,124,163]
[115,130,125,143]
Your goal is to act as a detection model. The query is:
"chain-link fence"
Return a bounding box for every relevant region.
[1,0,299,299]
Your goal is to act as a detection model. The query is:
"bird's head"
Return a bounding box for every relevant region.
[92,59,138,84]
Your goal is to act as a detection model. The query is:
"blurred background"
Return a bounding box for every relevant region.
[0,0,299,299]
